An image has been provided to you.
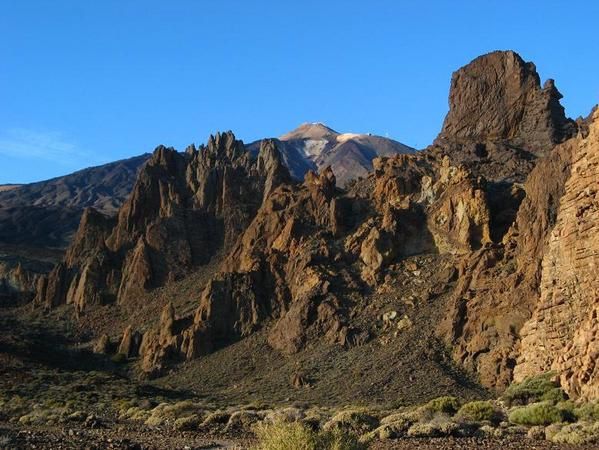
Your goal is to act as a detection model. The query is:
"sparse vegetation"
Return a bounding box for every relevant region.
[508,401,574,426]
[501,372,561,406]
[457,400,502,423]
[574,401,599,421]
[323,409,379,435]
[550,422,599,445]
[423,396,461,415]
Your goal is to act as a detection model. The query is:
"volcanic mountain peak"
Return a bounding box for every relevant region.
[268,123,415,186]
[279,122,339,141]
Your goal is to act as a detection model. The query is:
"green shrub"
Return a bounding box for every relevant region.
[502,372,559,406]
[574,402,599,421]
[456,401,501,424]
[174,414,200,431]
[365,417,412,441]
[541,388,568,404]
[424,396,461,415]
[253,421,365,450]
[508,402,573,426]
[551,422,599,445]
[225,410,261,432]
[323,409,379,435]
[145,401,204,427]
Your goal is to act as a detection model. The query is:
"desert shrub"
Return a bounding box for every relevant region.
[0,395,30,420]
[201,410,231,427]
[323,409,379,435]
[253,421,364,450]
[550,422,599,445]
[405,415,471,438]
[302,407,330,430]
[66,410,87,422]
[263,407,305,424]
[456,401,502,424]
[407,422,443,438]
[111,353,127,364]
[541,388,568,404]
[544,423,563,440]
[502,372,560,406]
[174,414,200,431]
[508,402,573,426]
[527,425,546,440]
[379,412,408,426]
[574,402,599,421]
[145,400,204,427]
[119,406,150,421]
[478,424,505,438]
[424,396,460,415]
[18,406,72,426]
[225,410,261,432]
[253,421,317,450]
[368,416,412,440]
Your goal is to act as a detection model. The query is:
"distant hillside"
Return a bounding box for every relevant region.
[0,154,150,249]
[0,185,22,192]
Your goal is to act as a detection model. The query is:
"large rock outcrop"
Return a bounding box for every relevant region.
[431,50,576,183]
[440,51,574,149]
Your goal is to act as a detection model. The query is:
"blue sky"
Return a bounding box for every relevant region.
[1,1,598,184]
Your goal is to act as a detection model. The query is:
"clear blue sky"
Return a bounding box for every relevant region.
[1,1,598,183]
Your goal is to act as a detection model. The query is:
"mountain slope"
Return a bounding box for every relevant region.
[0,153,151,215]
[0,154,150,249]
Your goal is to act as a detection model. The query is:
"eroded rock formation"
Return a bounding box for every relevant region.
[28,50,599,402]
[34,133,290,313]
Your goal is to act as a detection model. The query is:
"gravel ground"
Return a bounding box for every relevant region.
[0,423,252,449]
[2,423,598,450]
[370,436,599,449]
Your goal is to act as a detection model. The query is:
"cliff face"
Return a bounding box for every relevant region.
[515,110,599,400]
[438,56,594,393]
[434,52,584,391]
